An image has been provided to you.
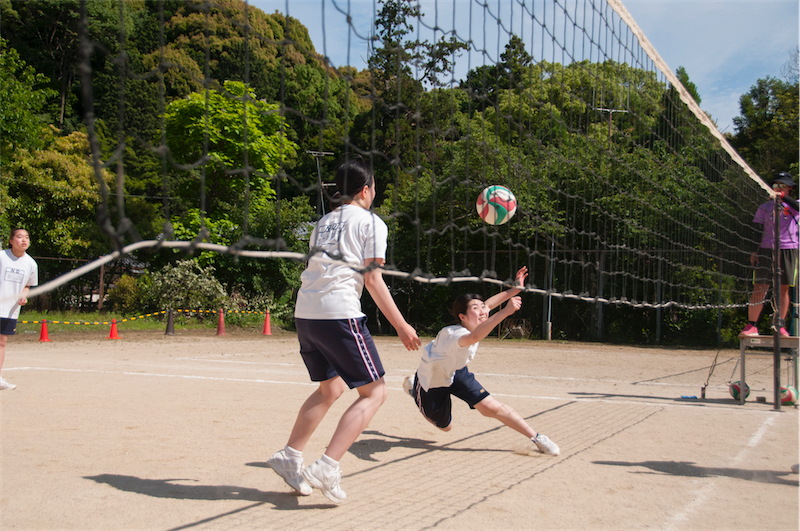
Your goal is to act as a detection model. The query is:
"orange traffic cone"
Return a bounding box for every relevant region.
[108,318,120,339]
[216,308,227,336]
[263,310,272,336]
[39,319,51,342]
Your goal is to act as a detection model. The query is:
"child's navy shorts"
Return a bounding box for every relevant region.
[412,366,490,429]
[0,318,17,336]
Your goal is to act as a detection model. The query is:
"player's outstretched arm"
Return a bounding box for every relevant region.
[485,266,528,311]
[363,258,421,351]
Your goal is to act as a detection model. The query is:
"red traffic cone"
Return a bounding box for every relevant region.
[262,310,272,336]
[39,319,51,342]
[216,308,227,336]
[107,318,120,339]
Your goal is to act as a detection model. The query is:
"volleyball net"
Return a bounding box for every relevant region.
[4,0,783,341]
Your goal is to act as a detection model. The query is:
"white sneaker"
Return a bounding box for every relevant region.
[402,375,414,397]
[532,434,560,456]
[267,449,312,495]
[303,458,346,503]
[0,377,16,390]
[792,464,799,474]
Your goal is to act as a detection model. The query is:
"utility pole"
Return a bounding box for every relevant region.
[307,150,334,217]
[594,107,628,148]
[592,104,627,340]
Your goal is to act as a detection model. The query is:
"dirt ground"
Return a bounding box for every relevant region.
[1,328,798,531]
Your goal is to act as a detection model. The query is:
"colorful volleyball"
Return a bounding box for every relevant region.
[476,185,517,225]
[729,380,750,400]
[780,386,798,405]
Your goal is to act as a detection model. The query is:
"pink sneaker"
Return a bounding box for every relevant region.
[779,327,790,338]
[740,324,759,337]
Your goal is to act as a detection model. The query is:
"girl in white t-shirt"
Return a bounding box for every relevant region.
[404,266,560,456]
[0,228,38,391]
[268,160,421,503]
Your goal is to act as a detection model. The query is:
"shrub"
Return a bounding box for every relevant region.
[106,274,144,315]
[147,260,226,320]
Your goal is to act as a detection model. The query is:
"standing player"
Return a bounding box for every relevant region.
[268,159,421,503]
[740,172,799,337]
[402,267,560,456]
[1,228,38,390]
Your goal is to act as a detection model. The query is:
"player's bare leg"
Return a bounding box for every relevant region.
[747,284,769,323]
[287,376,349,452]
[302,378,387,503]
[324,377,387,461]
[474,396,536,437]
[0,335,14,391]
[474,396,559,455]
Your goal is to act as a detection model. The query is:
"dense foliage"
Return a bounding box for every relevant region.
[0,0,797,345]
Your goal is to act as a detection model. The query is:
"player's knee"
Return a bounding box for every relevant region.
[476,397,503,418]
[358,378,387,404]
[375,381,388,405]
[319,377,348,402]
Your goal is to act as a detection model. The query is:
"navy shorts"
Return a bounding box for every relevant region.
[412,366,490,429]
[295,317,384,388]
[0,318,17,336]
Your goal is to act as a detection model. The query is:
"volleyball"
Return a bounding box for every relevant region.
[476,185,517,225]
[780,386,798,405]
[729,380,750,400]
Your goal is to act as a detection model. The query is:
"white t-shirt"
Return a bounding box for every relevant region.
[0,249,38,319]
[294,204,388,320]
[416,325,479,391]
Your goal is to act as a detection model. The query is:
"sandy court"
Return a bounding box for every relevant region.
[1,329,798,530]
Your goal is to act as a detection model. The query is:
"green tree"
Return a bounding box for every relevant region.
[0,0,82,132]
[0,38,56,157]
[675,66,701,105]
[732,74,799,177]
[164,80,298,220]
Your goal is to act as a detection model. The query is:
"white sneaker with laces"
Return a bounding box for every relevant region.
[532,433,560,456]
[303,458,346,503]
[0,377,16,391]
[267,449,312,495]
[402,375,414,397]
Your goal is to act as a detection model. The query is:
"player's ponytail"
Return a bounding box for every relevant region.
[330,159,374,209]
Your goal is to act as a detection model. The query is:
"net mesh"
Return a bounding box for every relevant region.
[4,0,779,340]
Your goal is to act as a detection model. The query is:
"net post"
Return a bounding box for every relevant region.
[773,196,781,411]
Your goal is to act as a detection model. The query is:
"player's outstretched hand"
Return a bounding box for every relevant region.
[505,296,522,314]
[397,323,422,351]
[515,266,528,288]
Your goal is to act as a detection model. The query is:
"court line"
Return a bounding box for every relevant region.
[175,356,704,388]
[8,366,316,387]
[7,366,781,413]
[661,415,776,531]
[176,358,301,366]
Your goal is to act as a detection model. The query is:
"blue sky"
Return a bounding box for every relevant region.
[249,0,798,134]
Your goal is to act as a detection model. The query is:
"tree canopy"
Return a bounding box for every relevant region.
[0,0,795,346]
